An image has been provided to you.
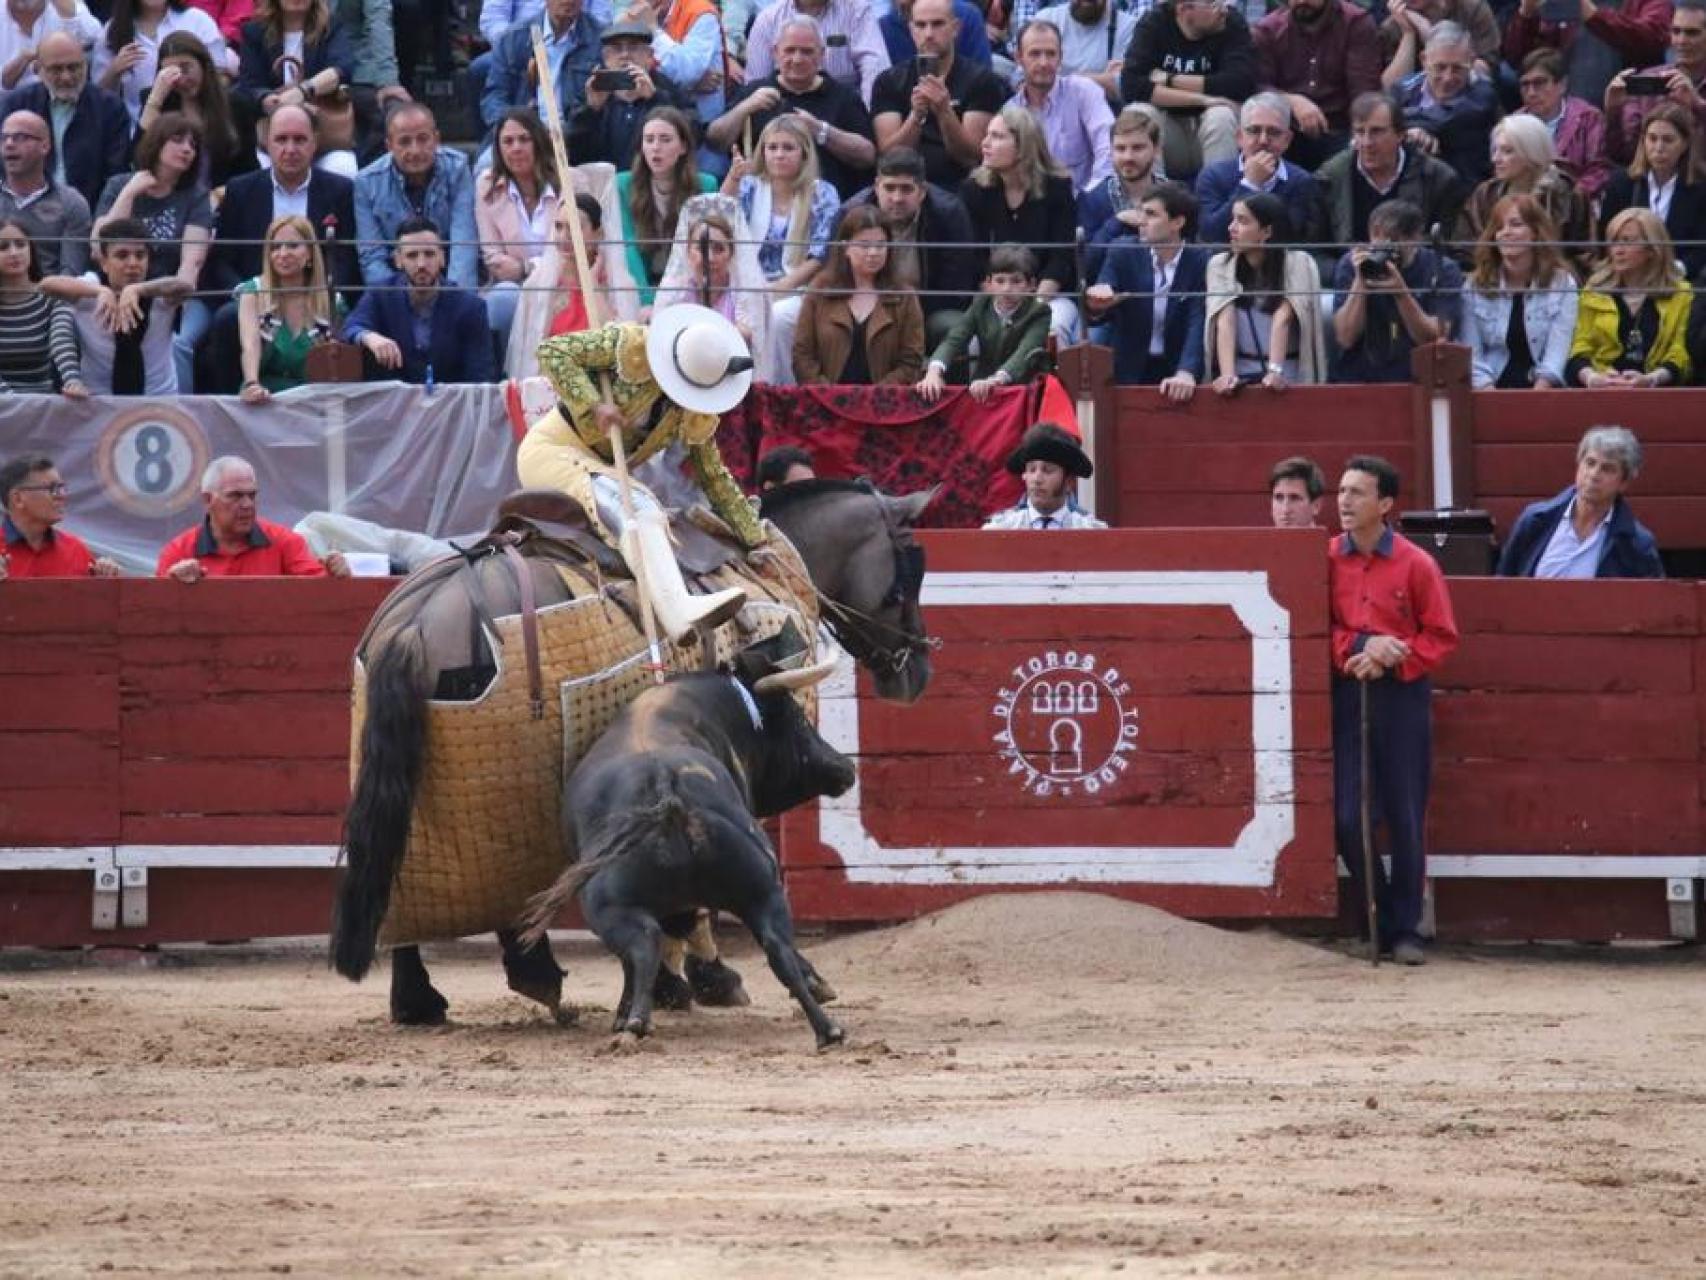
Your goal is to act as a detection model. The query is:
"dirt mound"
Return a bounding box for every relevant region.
[807,891,1346,989]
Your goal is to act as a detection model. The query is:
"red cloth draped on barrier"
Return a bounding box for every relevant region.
[718,383,1048,528]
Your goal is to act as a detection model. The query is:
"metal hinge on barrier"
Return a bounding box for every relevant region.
[92,859,120,930]
[121,866,148,929]
[1665,879,1697,942]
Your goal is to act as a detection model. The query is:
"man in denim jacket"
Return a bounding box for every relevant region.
[354,104,479,291]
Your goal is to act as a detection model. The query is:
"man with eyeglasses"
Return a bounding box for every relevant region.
[0,108,87,273]
[0,454,118,580]
[1194,91,1317,242]
[1504,0,1670,111]
[0,0,100,94]
[157,456,348,583]
[3,29,131,210]
[1311,91,1462,258]
[1252,0,1381,171]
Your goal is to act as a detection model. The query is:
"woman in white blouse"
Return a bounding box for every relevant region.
[95,0,230,126]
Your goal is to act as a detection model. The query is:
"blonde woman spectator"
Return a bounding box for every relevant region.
[1465,193,1580,389]
[725,114,840,383]
[1205,192,1324,391]
[958,102,1080,343]
[1568,206,1691,387]
[1457,113,1591,270]
[235,213,340,401]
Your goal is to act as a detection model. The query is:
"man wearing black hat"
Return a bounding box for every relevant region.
[982,422,1108,529]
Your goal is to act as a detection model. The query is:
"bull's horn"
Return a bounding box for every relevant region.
[752,654,841,694]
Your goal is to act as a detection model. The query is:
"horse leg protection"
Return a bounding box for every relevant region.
[389,946,449,1026]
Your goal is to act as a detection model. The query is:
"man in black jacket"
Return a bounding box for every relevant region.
[198,105,360,393]
[841,146,980,347]
[566,19,694,168]
[1119,0,1257,181]
[3,31,129,212]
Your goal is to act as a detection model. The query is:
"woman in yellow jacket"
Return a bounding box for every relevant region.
[1567,208,1692,389]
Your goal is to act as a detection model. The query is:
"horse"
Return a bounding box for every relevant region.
[329,479,937,1025]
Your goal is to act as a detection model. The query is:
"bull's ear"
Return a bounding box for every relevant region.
[752,654,840,694]
[890,485,940,526]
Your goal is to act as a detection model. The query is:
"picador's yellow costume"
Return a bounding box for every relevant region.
[516,305,762,640]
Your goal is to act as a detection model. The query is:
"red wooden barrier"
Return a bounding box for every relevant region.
[4,554,1704,946]
[1108,385,1417,529]
[1469,389,1706,550]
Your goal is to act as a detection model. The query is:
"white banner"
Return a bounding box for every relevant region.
[0,382,520,573]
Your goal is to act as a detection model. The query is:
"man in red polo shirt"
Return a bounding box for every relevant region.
[1,455,121,580]
[1329,454,1458,966]
[157,456,349,582]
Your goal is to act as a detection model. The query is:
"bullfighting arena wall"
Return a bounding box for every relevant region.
[4,531,1703,946]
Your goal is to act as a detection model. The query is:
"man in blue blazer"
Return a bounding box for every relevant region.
[343,217,496,385]
[1084,182,1208,396]
[3,31,130,211]
[1193,92,1317,244]
[1496,426,1665,579]
[206,105,360,297]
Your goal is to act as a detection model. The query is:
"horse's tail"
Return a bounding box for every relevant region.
[519,793,695,947]
[331,624,432,982]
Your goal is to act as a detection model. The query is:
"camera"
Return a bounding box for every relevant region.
[1624,73,1671,96]
[916,54,940,77]
[590,67,637,92]
[1358,246,1397,279]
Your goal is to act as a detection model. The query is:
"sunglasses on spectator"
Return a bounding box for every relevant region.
[17,483,69,496]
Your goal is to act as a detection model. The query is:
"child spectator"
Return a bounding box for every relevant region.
[915,242,1051,403]
[48,216,189,395]
[0,218,85,396]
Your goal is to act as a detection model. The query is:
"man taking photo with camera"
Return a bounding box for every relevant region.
[1331,197,1462,382]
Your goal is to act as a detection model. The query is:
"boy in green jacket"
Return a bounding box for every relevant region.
[915,244,1051,403]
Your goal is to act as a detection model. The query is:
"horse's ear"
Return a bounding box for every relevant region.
[890,485,940,525]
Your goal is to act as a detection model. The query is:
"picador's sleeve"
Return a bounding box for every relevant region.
[687,436,766,547]
[537,323,623,433]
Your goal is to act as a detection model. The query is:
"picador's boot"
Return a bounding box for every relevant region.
[620,507,746,643]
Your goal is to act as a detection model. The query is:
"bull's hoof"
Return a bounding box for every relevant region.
[815,1022,847,1051]
[652,968,694,1011]
[550,1003,580,1028]
[601,1030,648,1055]
[390,989,449,1027]
[686,955,751,1007]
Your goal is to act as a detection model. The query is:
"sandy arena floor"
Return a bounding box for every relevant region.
[3,892,1705,1278]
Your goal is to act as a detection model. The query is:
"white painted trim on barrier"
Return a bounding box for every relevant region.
[112,845,342,869]
[1430,392,1455,508]
[0,846,115,872]
[817,570,1297,888]
[1429,855,1706,880]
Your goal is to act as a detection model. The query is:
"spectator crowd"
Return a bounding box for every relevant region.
[0,0,1701,401]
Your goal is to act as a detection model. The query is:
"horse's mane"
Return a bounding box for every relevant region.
[758,476,881,521]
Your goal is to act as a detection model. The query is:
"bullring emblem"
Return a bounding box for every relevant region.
[991,650,1140,798]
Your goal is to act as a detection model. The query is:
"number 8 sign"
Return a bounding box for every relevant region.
[94,405,211,518]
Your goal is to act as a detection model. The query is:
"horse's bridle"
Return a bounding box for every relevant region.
[815,536,937,675]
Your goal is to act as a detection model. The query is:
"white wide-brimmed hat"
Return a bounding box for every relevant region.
[646,303,755,415]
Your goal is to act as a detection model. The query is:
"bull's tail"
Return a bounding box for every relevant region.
[331,625,432,981]
[519,793,695,946]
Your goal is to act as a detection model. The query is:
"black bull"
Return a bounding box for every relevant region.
[523,669,856,1049]
[329,480,938,1026]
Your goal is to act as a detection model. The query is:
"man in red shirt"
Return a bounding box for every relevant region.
[1329,455,1458,965]
[157,456,348,583]
[1,454,120,580]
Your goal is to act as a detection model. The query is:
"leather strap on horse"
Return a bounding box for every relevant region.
[500,541,546,720]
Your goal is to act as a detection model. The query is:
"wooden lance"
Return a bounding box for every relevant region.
[532,26,666,681]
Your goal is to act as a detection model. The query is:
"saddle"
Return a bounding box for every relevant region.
[495,488,746,578]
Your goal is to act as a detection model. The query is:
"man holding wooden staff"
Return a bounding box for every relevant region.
[514,22,762,645]
[1329,455,1458,966]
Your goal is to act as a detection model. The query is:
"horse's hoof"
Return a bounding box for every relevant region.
[652,968,694,1011]
[686,956,751,1008]
[390,992,449,1026]
[815,1022,847,1052]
